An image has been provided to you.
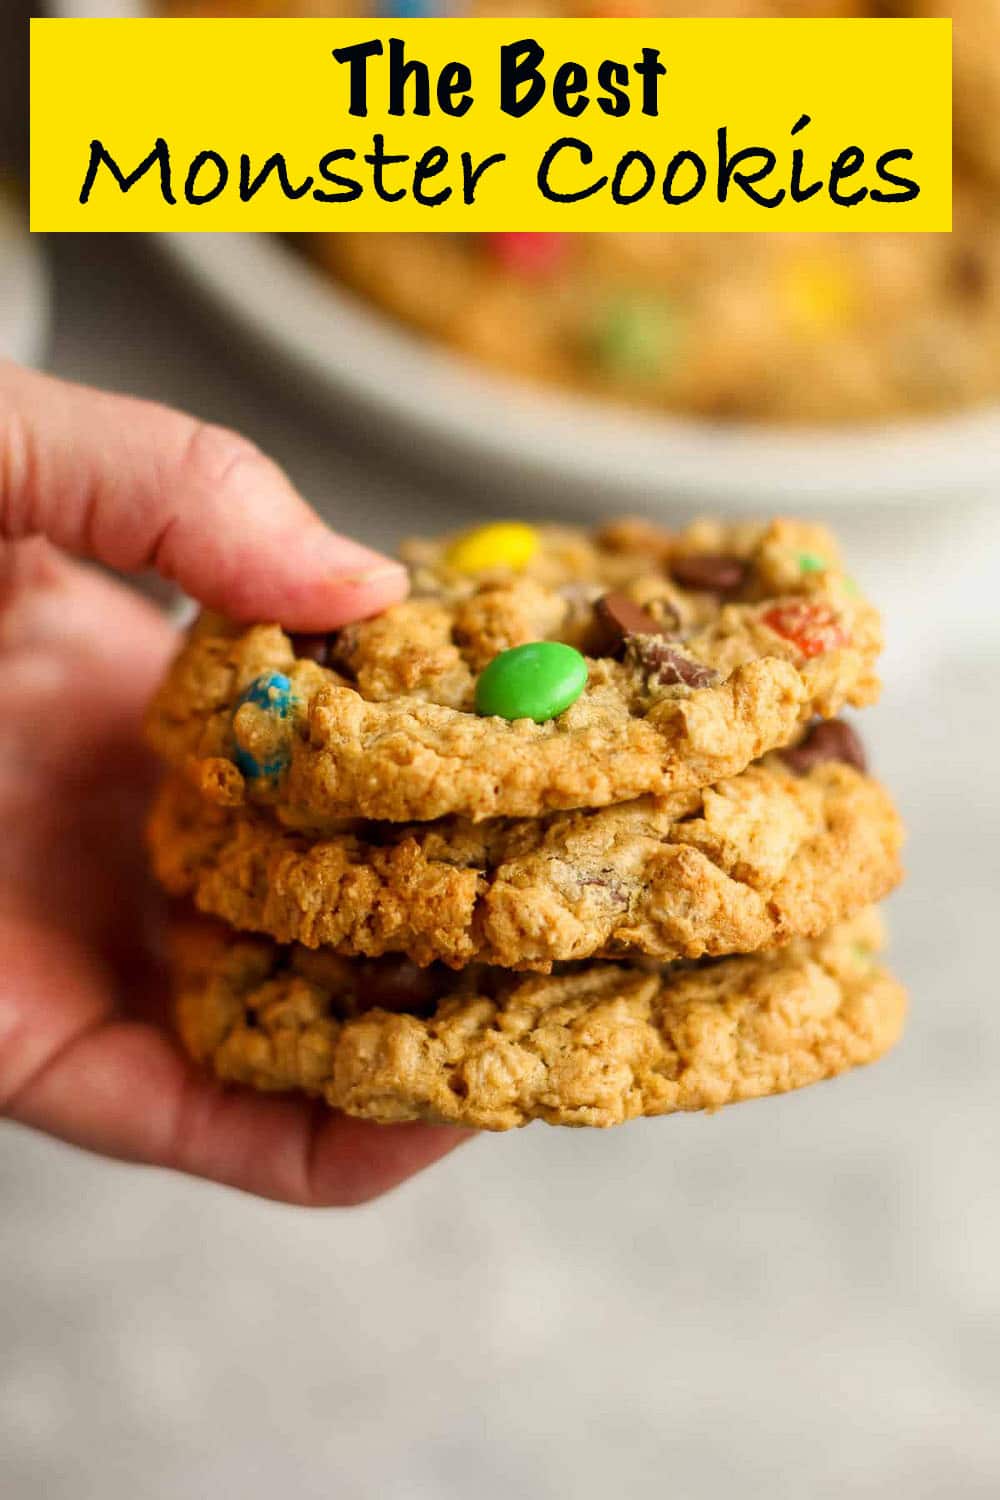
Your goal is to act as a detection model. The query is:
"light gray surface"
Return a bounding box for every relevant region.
[2,235,998,1500]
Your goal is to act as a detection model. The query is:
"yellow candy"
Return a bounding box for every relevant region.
[445,521,540,575]
[781,257,858,335]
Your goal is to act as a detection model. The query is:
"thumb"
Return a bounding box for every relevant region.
[0,362,408,629]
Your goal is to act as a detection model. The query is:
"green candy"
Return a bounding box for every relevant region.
[593,298,675,381]
[475,642,588,723]
[798,550,860,594]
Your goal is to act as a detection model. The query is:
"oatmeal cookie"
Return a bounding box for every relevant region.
[149,732,903,971]
[169,909,906,1130]
[325,201,1000,425]
[145,519,881,826]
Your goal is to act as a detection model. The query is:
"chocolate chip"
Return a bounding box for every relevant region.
[588,591,681,659]
[629,637,719,690]
[655,649,719,690]
[781,719,867,776]
[599,592,660,638]
[290,633,334,665]
[669,554,748,594]
[358,959,442,1017]
[589,592,659,658]
[293,628,360,680]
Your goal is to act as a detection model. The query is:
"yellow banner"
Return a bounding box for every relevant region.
[30,18,951,232]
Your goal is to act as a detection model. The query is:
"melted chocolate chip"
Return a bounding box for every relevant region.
[290,633,334,665]
[781,719,867,776]
[630,637,719,690]
[669,554,748,595]
[357,959,443,1017]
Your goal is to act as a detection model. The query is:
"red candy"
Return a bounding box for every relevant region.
[761,601,849,659]
[486,233,568,276]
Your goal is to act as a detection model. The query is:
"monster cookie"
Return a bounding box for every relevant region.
[324,195,1000,424]
[169,909,906,1130]
[145,519,880,826]
[148,509,906,1131]
[148,734,903,971]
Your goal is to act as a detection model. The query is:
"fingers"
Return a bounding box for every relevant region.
[0,537,175,676]
[0,547,174,910]
[0,922,468,1207]
[0,363,408,629]
[157,1076,470,1207]
[13,1022,469,1206]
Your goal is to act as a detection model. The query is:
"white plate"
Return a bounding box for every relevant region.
[52,0,1000,510]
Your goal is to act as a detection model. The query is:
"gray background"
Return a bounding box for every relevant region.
[1,234,999,1498]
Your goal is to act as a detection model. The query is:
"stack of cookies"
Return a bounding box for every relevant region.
[145,518,905,1131]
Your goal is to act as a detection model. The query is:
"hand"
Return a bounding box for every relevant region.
[0,362,468,1204]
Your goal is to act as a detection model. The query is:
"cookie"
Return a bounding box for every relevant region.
[148,740,903,971]
[169,909,906,1130]
[145,519,881,826]
[325,194,1000,424]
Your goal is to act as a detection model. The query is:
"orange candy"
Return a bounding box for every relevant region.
[762,601,849,659]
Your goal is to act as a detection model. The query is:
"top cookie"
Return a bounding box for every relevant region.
[145,518,881,825]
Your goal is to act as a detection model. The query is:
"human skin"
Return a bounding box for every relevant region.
[0,361,469,1205]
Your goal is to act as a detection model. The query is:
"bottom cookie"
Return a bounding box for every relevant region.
[169,910,905,1131]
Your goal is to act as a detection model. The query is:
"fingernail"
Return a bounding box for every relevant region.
[330,564,408,589]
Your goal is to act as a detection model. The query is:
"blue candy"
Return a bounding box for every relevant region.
[234,746,289,778]
[237,671,294,716]
[233,671,295,779]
